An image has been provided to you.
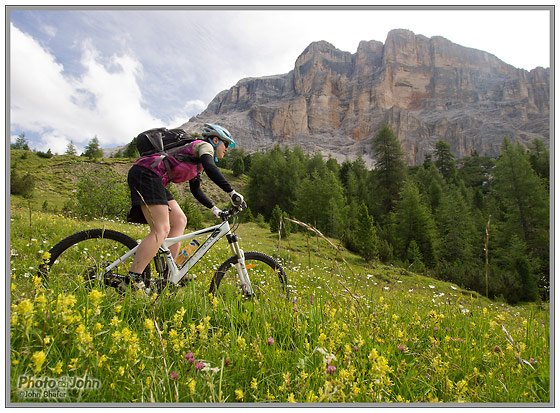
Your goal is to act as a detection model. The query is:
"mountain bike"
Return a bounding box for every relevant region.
[38,203,288,299]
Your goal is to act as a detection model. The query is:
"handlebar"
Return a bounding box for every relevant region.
[220,201,247,221]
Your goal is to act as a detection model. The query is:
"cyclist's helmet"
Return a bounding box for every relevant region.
[202,123,236,149]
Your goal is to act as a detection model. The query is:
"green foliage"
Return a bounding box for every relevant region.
[10,167,35,197]
[433,140,457,182]
[36,149,54,159]
[181,197,204,230]
[11,133,30,150]
[83,136,103,159]
[232,157,245,177]
[123,138,140,158]
[65,141,78,156]
[393,178,438,268]
[269,205,290,238]
[353,202,378,262]
[371,124,407,217]
[490,138,549,291]
[74,167,129,219]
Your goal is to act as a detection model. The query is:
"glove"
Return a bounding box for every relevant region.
[211,206,222,219]
[228,190,244,207]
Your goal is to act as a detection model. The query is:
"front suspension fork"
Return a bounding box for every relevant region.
[227,234,254,296]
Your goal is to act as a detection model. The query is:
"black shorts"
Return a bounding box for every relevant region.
[127,165,174,224]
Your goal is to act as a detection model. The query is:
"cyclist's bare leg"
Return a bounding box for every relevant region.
[129,204,172,274]
[167,200,187,258]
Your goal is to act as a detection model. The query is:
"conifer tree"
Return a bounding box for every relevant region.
[83,136,103,159]
[372,124,406,218]
[434,140,456,182]
[393,178,438,267]
[65,141,77,155]
[354,202,378,262]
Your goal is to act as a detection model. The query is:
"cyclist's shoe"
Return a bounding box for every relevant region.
[118,272,148,296]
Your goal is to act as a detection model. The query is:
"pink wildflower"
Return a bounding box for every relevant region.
[170,371,178,380]
[267,337,274,346]
[195,361,204,370]
[397,344,406,352]
[326,365,336,374]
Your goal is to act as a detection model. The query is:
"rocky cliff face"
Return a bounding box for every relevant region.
[181,29,549,166]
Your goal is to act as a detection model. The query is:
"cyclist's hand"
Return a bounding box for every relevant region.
[211,206,222,219]
[228,190,244,207]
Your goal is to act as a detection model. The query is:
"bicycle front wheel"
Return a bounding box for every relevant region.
[209,251,288,300]
[38,229,150,290]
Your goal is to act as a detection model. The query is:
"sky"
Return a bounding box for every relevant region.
[8,6,552,154]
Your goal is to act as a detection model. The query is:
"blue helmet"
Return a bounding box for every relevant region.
[202,123,236,148]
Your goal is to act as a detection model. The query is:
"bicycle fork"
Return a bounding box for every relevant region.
[227,233,254,296]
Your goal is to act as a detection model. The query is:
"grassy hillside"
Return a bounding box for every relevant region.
[8,151,550,404]
[9,149,247,213]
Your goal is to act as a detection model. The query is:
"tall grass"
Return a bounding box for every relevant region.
[9,205,550,404]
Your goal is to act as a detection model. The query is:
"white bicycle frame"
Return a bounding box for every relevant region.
[104,218,255,295]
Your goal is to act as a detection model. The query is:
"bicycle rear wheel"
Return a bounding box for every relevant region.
[209,251,288,300]
[38,229,150,290]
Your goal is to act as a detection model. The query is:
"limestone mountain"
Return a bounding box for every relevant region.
[181,29,549,166]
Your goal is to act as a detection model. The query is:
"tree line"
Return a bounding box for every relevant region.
[242,125,550,304]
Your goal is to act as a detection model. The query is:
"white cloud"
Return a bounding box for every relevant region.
[9,23,173,153]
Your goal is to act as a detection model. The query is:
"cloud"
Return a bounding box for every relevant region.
[10,23,168,154]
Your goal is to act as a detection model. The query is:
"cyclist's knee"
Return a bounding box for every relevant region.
[171,211,187,231]
[151,223,171,241]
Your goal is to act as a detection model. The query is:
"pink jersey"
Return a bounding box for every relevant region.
[133,139,205,186]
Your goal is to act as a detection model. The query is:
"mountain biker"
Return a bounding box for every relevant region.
[125,123,244,291]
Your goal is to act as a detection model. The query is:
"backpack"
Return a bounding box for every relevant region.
[135,127,201,182]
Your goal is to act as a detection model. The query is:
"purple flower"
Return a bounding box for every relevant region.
[170,371,178,380]
[397,344,406,352]
[195,361,204,370]
[434,326,439,332]
[326,365,336,374]
[267,337,274,346]
[185,352,194,360]
[354,346,359,352]
[530,357,536,365]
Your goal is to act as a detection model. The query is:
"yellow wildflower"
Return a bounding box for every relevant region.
[144,318,155,331]
[51,361,63,375]
[237,336,247,350]
[87,289,105,308]
[287,393,296,403]
[188,379,196,395]
[31,351,46,373]
[251,377,258,390]
[235,389,244,401]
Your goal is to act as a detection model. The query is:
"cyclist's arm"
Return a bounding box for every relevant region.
[189,179,213,208]
[189,154,233,209]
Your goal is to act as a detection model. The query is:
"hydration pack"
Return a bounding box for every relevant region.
[135,127,202,182]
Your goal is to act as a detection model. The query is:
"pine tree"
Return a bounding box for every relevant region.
[124,138,140,158]
[393,178,439,267]
[83,136,103,159]
[12,133,30,150]
[354,202,378,262]
[434,140,456,182]
[372,124,407,217]
[65,141,77,155]
[491,138,549,296]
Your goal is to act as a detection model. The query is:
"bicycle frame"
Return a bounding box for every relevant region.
[103,217,255,295]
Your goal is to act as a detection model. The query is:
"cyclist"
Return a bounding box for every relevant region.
[126,123,244,291]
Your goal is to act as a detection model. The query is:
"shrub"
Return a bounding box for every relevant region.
[74,167,129,219]
[10,168,35,197]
